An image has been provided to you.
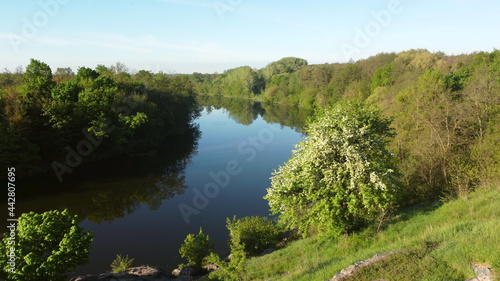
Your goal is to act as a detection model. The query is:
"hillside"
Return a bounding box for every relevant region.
[240,187,499,281]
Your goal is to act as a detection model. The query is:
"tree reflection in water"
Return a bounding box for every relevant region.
[195,95,312,131]
[10,126,200,225]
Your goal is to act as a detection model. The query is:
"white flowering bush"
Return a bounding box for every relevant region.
[265,101,399,237]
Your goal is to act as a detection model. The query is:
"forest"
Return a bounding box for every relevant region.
[0,59,200,181]
[190,50,500,205]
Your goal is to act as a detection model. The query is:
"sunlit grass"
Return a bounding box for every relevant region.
[242,187,500,281]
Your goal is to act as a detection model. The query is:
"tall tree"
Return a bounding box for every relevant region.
[265,102,399,237]
[22,59,54,111]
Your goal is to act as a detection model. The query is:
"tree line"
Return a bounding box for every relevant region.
[190,49,500,204]
[0,59,200,179]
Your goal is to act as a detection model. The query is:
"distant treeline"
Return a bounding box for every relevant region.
[190,50,500,203]
[0,60,200,178]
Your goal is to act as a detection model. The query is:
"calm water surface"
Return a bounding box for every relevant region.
[13,102,311,276]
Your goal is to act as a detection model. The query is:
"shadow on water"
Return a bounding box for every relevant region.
[3,126,200,226]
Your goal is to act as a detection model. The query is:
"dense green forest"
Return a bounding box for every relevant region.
[190,50,500,205]
[0,59,200,181]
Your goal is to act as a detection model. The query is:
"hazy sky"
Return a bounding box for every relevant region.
[1,0,499,73]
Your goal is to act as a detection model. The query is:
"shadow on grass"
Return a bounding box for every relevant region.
[379,201,443,232]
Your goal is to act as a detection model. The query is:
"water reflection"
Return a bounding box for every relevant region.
[195,95,312,130]
[8,127,200,225]
[2,97,313,275]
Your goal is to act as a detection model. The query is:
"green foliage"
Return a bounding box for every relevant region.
[328,63,361,100]
[110,254,134,273]
[179,228,214,268]
[22,58,55,100]
[205,216,281,280]
[207,233,247,281]
[265,102,399,237]
[216,66,263,97]
[445,68,471,92]
[261,57,308,81]
[0,60,200,178]
[0,209,93,281]
[371,62,394,92]
[226,216,282,256]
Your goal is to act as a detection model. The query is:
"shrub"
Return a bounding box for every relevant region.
[110,254,134,273]
[179,227,214,268]
[0,209,93,281]
[207,235,246,281]
[226,216,282,256]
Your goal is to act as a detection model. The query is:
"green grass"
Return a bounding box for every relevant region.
[110,254,134,273]
[241,188,500,281]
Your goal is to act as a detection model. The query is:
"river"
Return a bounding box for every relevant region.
[8,99,312,276]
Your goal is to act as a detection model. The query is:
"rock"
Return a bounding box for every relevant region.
[471,263,495,281]
[70,265,172,281]
[326,254,496,281]
[327,250,406,281]
[127,265,160,276]
[171,268,181,277]
[202,263,220,272]
[172,265,202,277]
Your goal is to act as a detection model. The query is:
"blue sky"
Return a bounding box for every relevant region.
[1,0,499,73]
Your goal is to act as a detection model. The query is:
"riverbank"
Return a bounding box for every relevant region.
[241,187,499,280]
[70,187,499,280]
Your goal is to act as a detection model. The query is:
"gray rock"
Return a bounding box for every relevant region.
[171,268,181,277]
[70,265,172,281]
[327,250,406,281]
[471,263,495,281]
[202,263,220,272]
[171,265,202,277]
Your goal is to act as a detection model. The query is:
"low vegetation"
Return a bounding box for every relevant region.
[179,228,215,268]
[225,216,283,256]
[242,187,500,281]
[110,254,134,274]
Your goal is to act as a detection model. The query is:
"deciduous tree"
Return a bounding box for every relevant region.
[0,209,93,281]
[265,102,399,237]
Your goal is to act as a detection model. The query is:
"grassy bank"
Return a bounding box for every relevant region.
[240,188,500,281]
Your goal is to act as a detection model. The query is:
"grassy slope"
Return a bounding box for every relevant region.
[242,188,500,281]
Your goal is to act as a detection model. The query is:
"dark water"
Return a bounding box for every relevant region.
[6,100,312,277]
